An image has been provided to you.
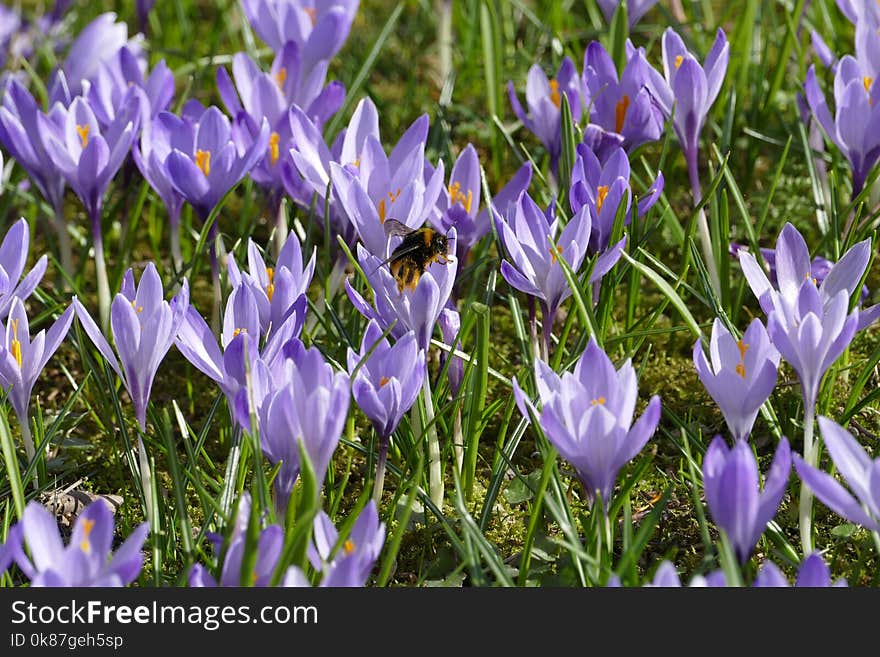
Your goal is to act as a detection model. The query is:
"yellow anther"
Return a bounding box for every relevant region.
[596,185,609,214]
[379,376,391,387]
[549,79,561,108]
[615,95,630,133]
[129,299,143,314]
[675,55,684,69]
[591,397,606,406]
[304,7,317,25]
[78,517,95,554]
[76,124,90,148]
[865,76,874,93]
[343,539,355,555]
[268,131,280,166]
[548,244,562,264]
[195,149,211,177]
[448,181,474,213]
[275,67,287,88]
[233,328,247,337]
[735,339,749,378]
[377,189,402,224]
[266,267,275,302]
[9,318,21,369]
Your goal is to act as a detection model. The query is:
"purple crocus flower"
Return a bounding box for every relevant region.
[165,104,270,221]
[0,80,67,221]
[596,0,659,25]
[794,416,880,533]
[438,306,463,396]
[581,41,665,154]
[132,113,188,272]
[508,57,583,170]
[644,27,728,294]
[702,436,791,564]
[645,27,729,200]
[346,236,457,351]
[743,224,871,554]
[0,218,49,321]
[39,93,140,223]
[241,0,360,76]
[569,143,663,254]
[0,82,74,273]
[513,338,661,507]
[258,339,349,503]
[299,501,385,587]
[427,144,532,259]
[739,224,874,332]
[753,552,847,587]
[730,242,871,306]
[804,57,880,197]
[347,321,425,500]
[286,104,356,244]
[4,499,148,586]
[693,318,780,443]
[73,264,190,431]
[810,31,837,72]
[39,92,141,330]
[137,0,156,33]
[329,106,445,257]
[836,0,880,26]
[0,6,23,71]
[175,283,305,430]
[164,103,269,323]
[636,561,727,587]
[61,12,140,98]
[189,493,292,587]
[740,224,868,411]
[348,320,425,440]
[495,191,624,351]
[217,41,344,195]
[86,46,174,128]
[227,233,316,337]
[0,298,73,461]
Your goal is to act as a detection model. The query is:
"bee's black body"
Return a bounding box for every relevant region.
[380,220,451,292]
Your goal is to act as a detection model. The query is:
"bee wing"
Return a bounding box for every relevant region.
[373,243,424,270]
[383,219,415,238]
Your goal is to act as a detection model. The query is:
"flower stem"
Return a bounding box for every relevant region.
[169,209,183,275]
[686,149,722,298]
[528,297,540,364]
[453,406,464,475]
[540,302,555,363]
[91,211,111,333]
[422,374,444,509]
[799,405,816,555]
[438,0,453,88]
[373,434,390,504]
[53,204,73,289]
[273,196,288,257]
[209,224,222,335]
[19,417,38,489]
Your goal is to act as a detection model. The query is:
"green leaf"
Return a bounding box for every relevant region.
[619,250,702,339]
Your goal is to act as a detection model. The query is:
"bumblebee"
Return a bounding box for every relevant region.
[377,219,453,292]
